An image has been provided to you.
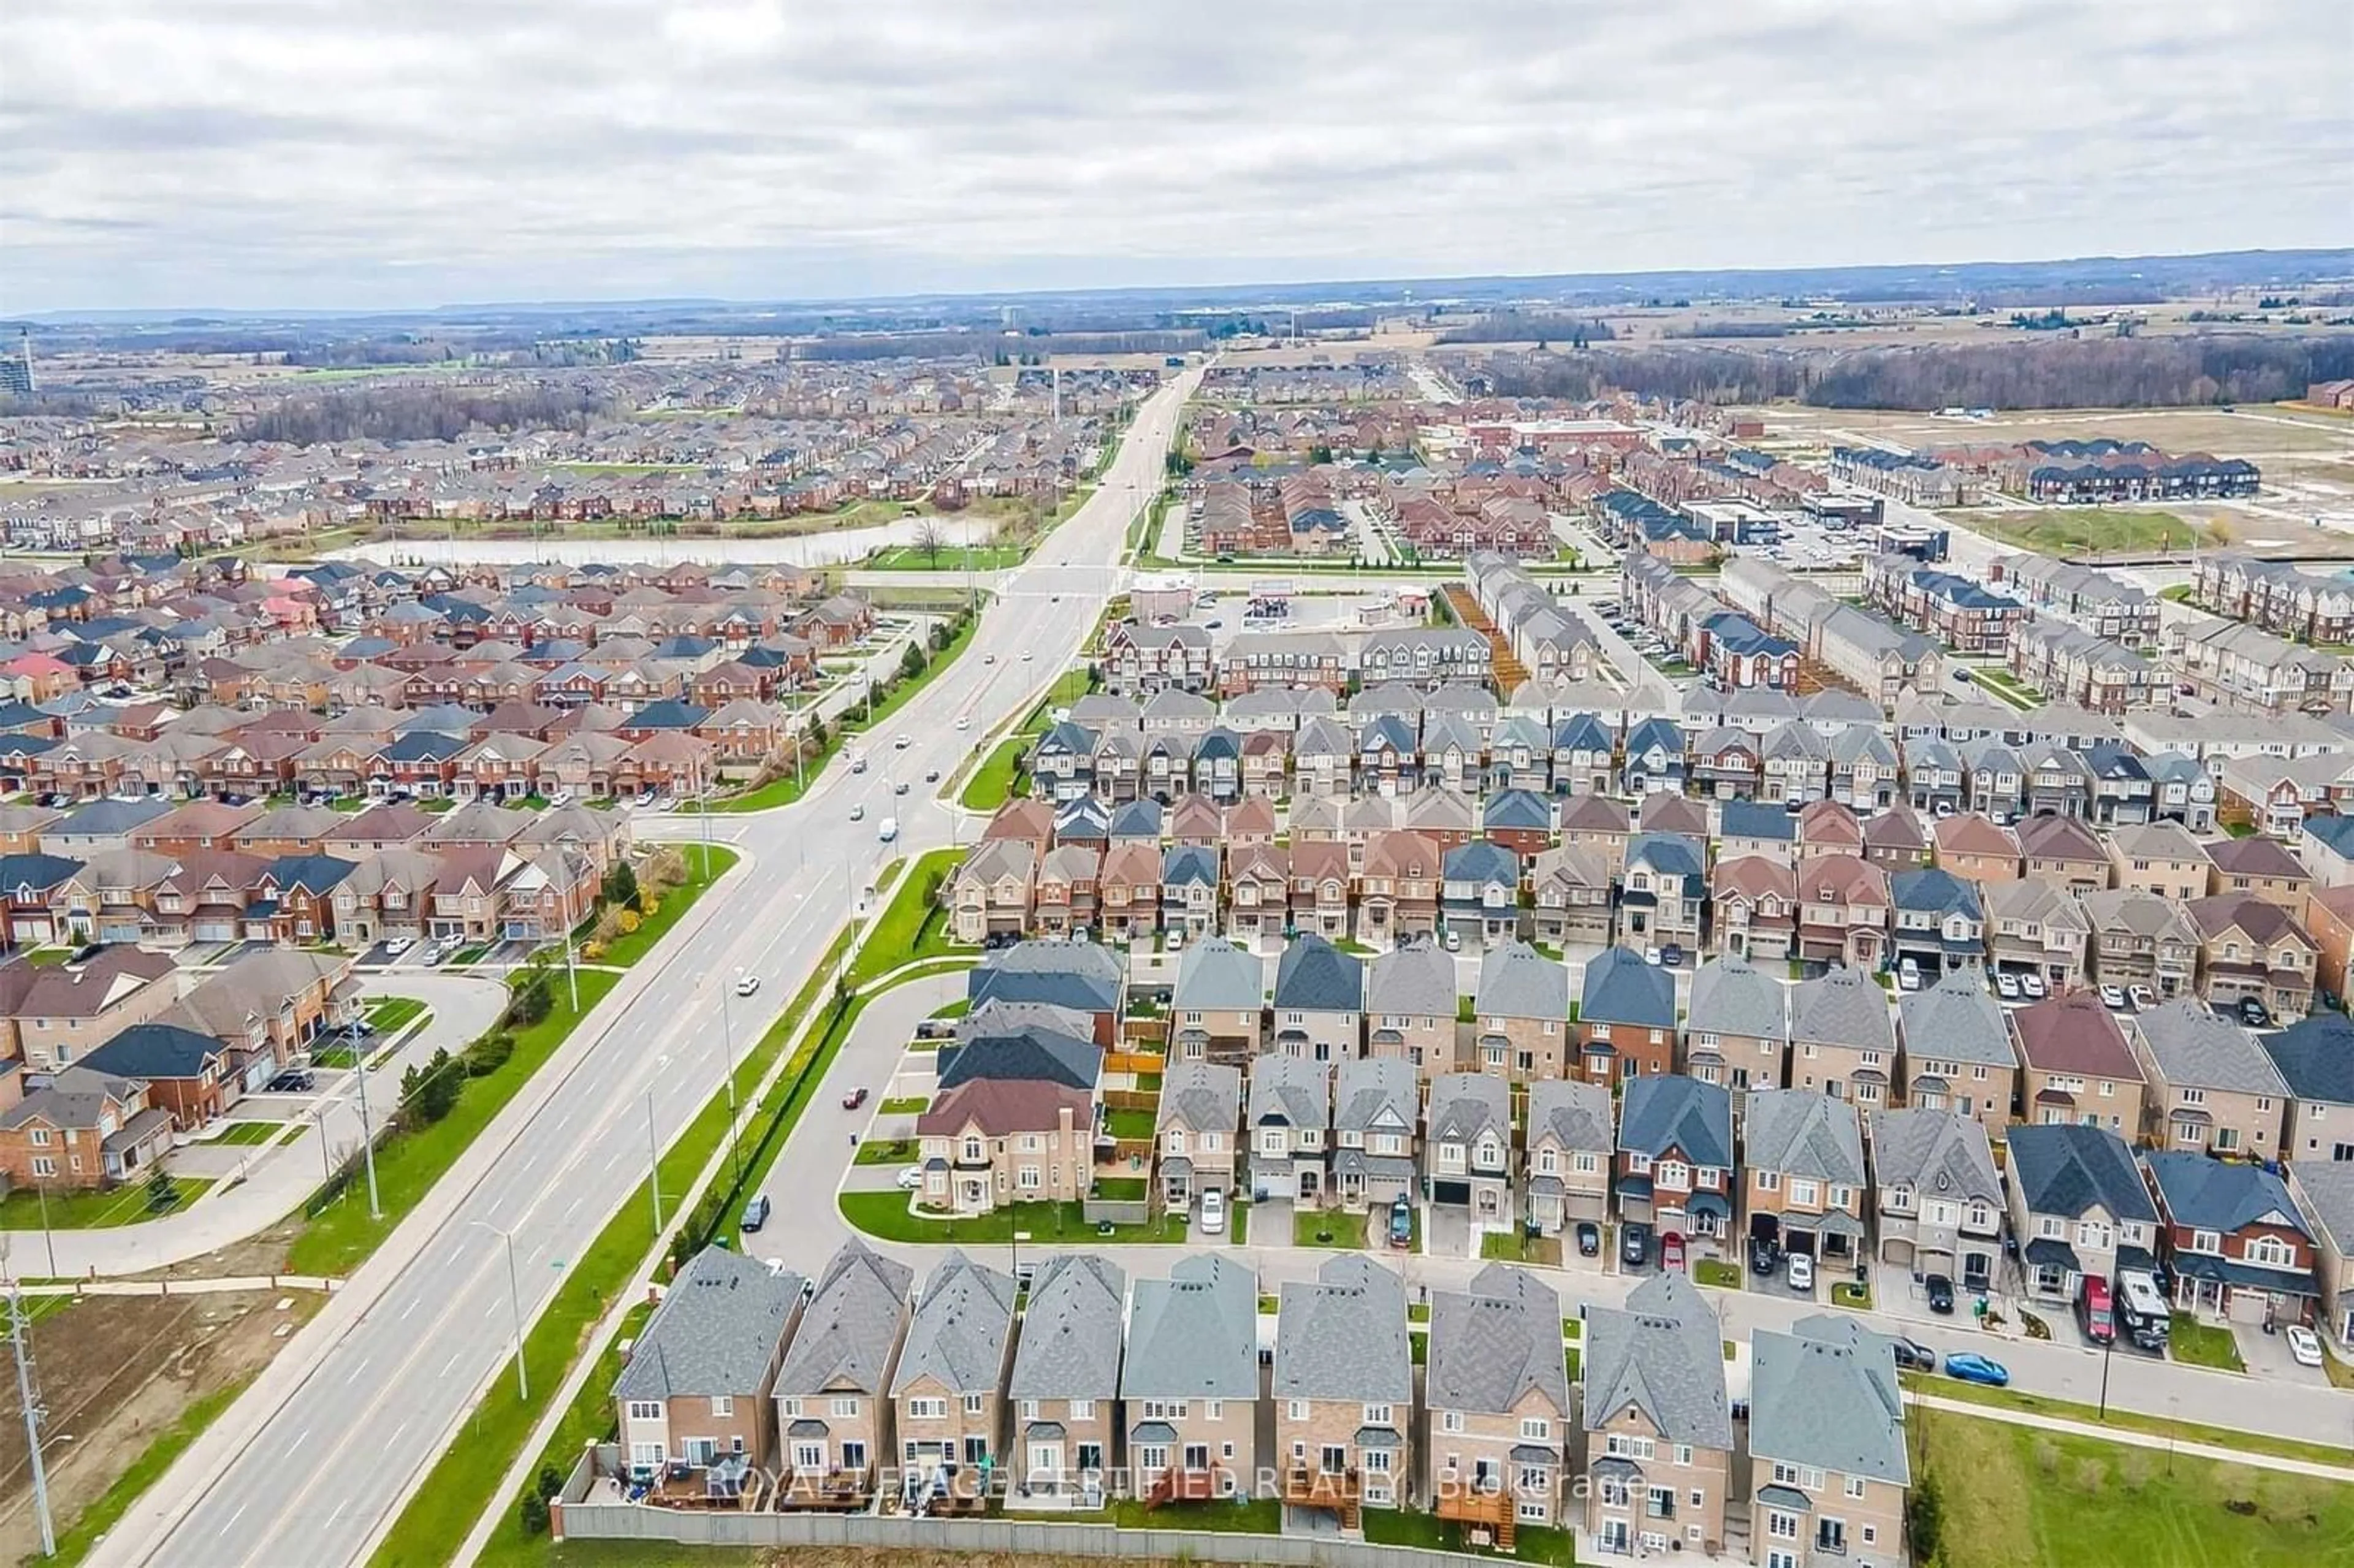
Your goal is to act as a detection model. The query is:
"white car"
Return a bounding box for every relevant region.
[1995,972,2021,1002]
[1787,1252,1815,1293]
[383,935,413,956]
[849,803,866,821]
[1021,650,1034,662]
[1198,1188,1225,1235]
[894,734,912,750]
[2020,972,2049,999]
[2128,984,2155,1010]
[2286,1323,2323,1368]
[735,974,760,997]
[896,1165,925,1191]
[2100,984,2128,1009]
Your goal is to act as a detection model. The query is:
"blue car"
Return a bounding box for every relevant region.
[1943,1352,2009,1388]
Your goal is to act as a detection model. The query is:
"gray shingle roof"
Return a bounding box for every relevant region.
[1121,1253,1259,1400]
[1273,934,1363,1012]
[1687,954,1786,1041]
[1748,1315,1910,1484]
[1427,1071,1510,1144]
[1249,1054,1330,1130]
[1175,937,1263,1011]
[1007,1254,1124,1401]
[1791,965,1895,1052]
[1367,942,1458,1018]
[1741,1089,1864,1185]
[892,1249,1016,1398]
[1474,940,1568,1019]
[1618,1074,1733,1167]
[1580,1272,1732,1448]
[2261,1014,2354,1105]
[2008,1124,2158,1224]
[1897,970,2013,1067]
[1866,1108,2000,1206]
[1334,1056,1418,1137]
[613,1246,802,1402]
[2290,1160,2354,1256]
[1581,946,1675,1030]
[1426,1264,1569,1418]
[967,942,1124,1015]
[2134,1000,2291,1098]
[1527,1078,1614,1154]
[1159,1059,1241,1134]
[2144,1151,2310,1239]
[1274,1254,1413,1404]
[775,1238,913,1398]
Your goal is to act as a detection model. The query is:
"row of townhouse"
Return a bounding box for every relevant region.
[0,798,623,949]
[2006,618,2167,713]
[1461,553,1603,684]
[2166,615,2354,716]
[1713,555,1949,709]
[2192,553,2354,645]
[1861,555,2027,655]
[1988,555,2162,647]
[608,1237,1910,1565]
[1102,622,1495,699]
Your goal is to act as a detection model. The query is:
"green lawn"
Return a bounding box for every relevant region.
[1970,506,2216,557]
[595,850,740,967]
[840,1190,1186,1246]
[1102,1497,1282,1534]
[367,996,429,1035]
[1295,1209,1369,1248]
[1695,1258,1742,1288]
[1916,1404,2354,1568]
[0,1177,212,1230]
[1480,1229,1560,1265]
[865,542,1027,571]
[1104,1107,1158,1140]
[1904,1372,2348,1467]
[209,1121,286,1147]
[2167,1312,2245,1371]
[845,847,972,990]
[877,1095,929,1115]
[1362,1510,1577,1564]
[852,1138,916,1166]
[840,609,982,736]
[957,736,1029,811]
[1093,1176,1148,1201]
[46,1372,264,1565]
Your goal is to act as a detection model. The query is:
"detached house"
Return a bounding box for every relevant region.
[1788,966,1898,1108]
[1426,1071,1515,1231]
[1682,953,1788,1107]
[1470,940,1570,1083]
[2005,1124,2160,1306]
[1270,935,1362,1063]
[1617,1074,1735,1254]
[1740,1089,1868,1270]
[1524,1078,1615,1235]
[2130,999,2289,1159]
[1580,1272,1734,1559]
[1246,1054,1330,1203]
[1365,942,1458,1076]
[2184,894,2317,1022]
[2012,989,2148,1134]
[1121,1254,1259,1503]
[1868,1107,2003,1295]
[2260,1014,2354,1163]
[1170,938,1262,1064]
[2287,1162,2354,1349]
[1155,1059,1241,1216]
[2143,1152,2318,1328]
[1274,1255,1414,1517]
[1331,1054,1420,1213]
[891,1251,1017,1506]
[1007,1254,1123,1506]
[1894,970,2019,1139]
[1575,946,1677,1086]
[1746,1317,1910,1568]
[773,1239,913,1509]
[614,1247,803,1499]
[1426,1265,1572,1539]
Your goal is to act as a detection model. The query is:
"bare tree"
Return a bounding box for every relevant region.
[913,516,950,567]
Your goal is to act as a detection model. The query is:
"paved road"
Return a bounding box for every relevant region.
[10,973,507,1280]
[96,368,1203,1568]
[766,984,2354,1456]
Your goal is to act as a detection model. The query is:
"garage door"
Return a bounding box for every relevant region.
[99,920,144,944]
[2228,1288,2269,1326]
[194,920,237,943]
[1431,1179,1471,1207]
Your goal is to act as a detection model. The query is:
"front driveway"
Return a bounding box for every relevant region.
[2236,1322,2330,1385]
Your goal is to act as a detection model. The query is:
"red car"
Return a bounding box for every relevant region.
[842,1087,869,1111]
[1661,1232,1688,1272]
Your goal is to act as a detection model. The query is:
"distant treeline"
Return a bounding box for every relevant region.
[1436,313,1617,346]
[235,385,615,444]
[282,340,452,368]
[1480,334,2354,411]
[789,329,1203,362]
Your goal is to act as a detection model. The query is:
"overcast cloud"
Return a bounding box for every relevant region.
[4,0,2349,313]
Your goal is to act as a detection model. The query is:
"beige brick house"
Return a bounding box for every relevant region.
[1524,1078,1614,1235]
[1582,1271,1734,1557]
[2106,818,2211,901]
[1007,1254,1123,1505]
[1156,1060,1241,1214]
[2130,999,2290,1158]
[1746,1317,1910,1568]
[1275,1254,1415,1518]
[774,1239,913,1507]
[1121,1254,1260,1504]
[2012,990,2148,1134]
[891,1251,1017,1505]
[1426,1264,1572,1538]
[615,1247,804,1497]
[1365,942,1459,1077]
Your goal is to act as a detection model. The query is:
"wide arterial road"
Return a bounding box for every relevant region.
[94,365,1201,1568]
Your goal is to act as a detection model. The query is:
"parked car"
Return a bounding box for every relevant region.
[841,1087,869,1111]
[1750,1234,1780,1276]
[894,780,909,796]
[1661,1231,1687,1271]
[383,935,413,956]
[1574,1221,1601,1258]
[2020,972,2048,999]
[1786,1252,1815,1294]
[741,1195,772,1233]
[735,973,760,996]
[1943,1352,2010,1388]
[2238,995,2271,1027]
[2287,1323,2323,1368]
[1897,958,1922,992]
[1892,1337,1938,1372]
[1658,943,1683,969]
[1198,1187,1225,1235]
[896,1165,924,1190]
[2099,984,2128,1009]
[1387,1195,1414,1249]
[1620,1224,1649,1268]
[1442,929,1461,953]
[1644,945,1663,965]
[1924,1273,1957,1315]
[1995,971,2021,1002]
[2129,984,2155,1010]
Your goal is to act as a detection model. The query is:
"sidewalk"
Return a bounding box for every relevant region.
[1,973,508,1278]
[1903,1390,2354,1482]
[3,1275,340,1296]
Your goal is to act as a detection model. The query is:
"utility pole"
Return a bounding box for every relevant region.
[564,926,579,1013]
[646,1079,666,1235]
[32,1182,54,1281]
[4,1266,55,1558]
[720,977,742,1188]
[473,1222,529,1402]
[355,1043,382,1220]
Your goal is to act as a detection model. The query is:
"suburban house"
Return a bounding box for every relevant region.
[1523,1077,1616,1236]
[1330,1054,1420,1214]
[1170,939,1263,1065]
[2260,1014,2354,1163]
[2081,888,2201,1000]
[1426,1071,1515,1232]
[2141,1151,2319,1328]
[1365,942,1459,1076]
[1274,1254,1415,1518]
[1887,866,1985,983]
[890,1250,1018,1505]
[1868,1107,2003,1296]
[2105,819,2211,901]
[1425,1264,1572,1540]
[966,943,1124,1048]
[1740,1089,1868,1270]
[2011,990,2149,1134]
[1575,946,1677,1086]
[1683,953,1788,1108]
[2286,1161,2354,1349]
[1270,935,1362,1063]
[1617,1074,1735,1255]
[918,1010,1100,1216]
[1794,854,1890,970]
[1746,1316,1910,1568]
[1121,1253,1260,1502]
[1787,965,1897,1108]
[2204,834,2314,910]
[614,1246,804,1499]
[1470,940,1571,1083]
[1580,1271,1734,1558]
[1154,1060,1241,1216]
[2005,1124,2161,1306]
[1931,812,2021,884]
[1619,831,1707,950]
[1246,1054,1330,1204]
[1894,969,2019,1140]
[1529,843,1614,947]
[80,1023,235,1129]
[1983,879,2092,991]
[2129,999,2290,1159]
[1006,1254,1124,1507]
[0,1065,172,1192]
[0,946,181,1079]
[2017,813,2111,891]
[2184,893,2318,1022]
[772,1239,914,1508]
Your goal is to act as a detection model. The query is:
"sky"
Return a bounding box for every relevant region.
[5,0,2350,314]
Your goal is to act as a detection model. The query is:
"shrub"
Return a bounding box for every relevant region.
[615,908,641,935]
[463,1033,515,1077]
[581,940,607,962]
[402,1047,465,1125]
[508,975,554,1027]
[601,861,640,911]
[517,1491,549,1537]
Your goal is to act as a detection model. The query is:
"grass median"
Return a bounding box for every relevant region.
[1903,1372,2348,1466]
[956,736,1027,810]
[379,929,856,1568]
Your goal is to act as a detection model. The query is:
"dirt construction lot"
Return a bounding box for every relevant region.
[0,1289,320,1559]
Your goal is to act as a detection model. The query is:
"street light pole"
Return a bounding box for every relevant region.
[3,1268,54,1558]
[32,1182,55,1281]
[720,976,742,1188]
[354,1040,382,1220]
[473,1221,530,1402]
[646,1085,665,1235]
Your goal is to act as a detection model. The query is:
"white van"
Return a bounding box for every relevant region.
[877,816,899,843]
